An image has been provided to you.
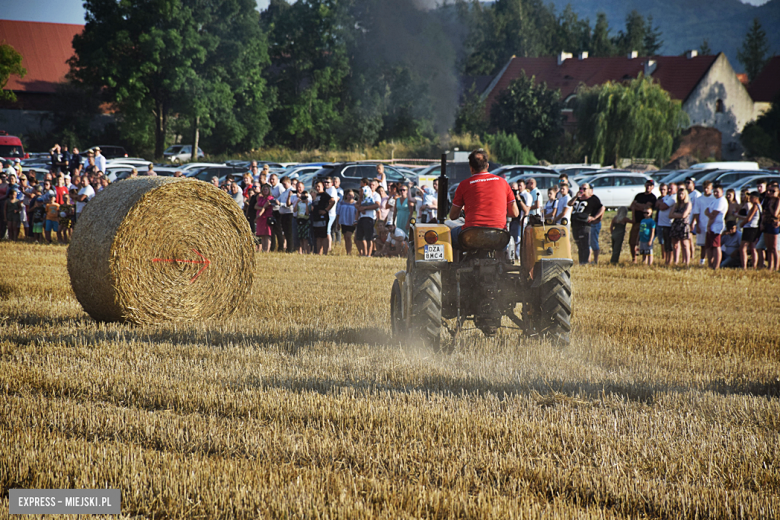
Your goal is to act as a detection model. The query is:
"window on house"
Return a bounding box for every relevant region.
[716,99,724,113]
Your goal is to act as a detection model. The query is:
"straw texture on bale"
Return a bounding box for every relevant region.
[68,177,255,324]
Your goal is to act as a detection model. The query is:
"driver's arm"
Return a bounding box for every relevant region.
[448,204,462,221]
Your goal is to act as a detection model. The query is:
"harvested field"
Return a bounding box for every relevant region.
[1,223,779,518]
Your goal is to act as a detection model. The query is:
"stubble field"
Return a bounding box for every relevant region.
[1,220,779,519]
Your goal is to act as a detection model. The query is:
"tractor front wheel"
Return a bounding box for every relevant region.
[529,270,572,344]
[410,270,442,351]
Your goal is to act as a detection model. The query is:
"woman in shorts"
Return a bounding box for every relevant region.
[254,184,274,253]
[761,184,780,271]
[669,188,692,266]
[294,190,311,254]
[337,189,358,255]
[738,191,761,270]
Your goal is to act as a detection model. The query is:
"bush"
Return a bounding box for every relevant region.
[484,132,537,165]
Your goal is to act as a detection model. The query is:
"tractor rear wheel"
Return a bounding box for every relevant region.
[390,279,405,340]
[534,270,572,344]
[410,270,442,351]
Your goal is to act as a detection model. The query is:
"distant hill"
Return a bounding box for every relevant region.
[547,0,780,72]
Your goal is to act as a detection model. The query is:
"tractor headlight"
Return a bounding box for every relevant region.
[546,228,562,242]
[424,230,439,244]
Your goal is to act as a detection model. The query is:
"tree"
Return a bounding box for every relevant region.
[590,12,615,57]
[574,75,689,166]
[70,0,271,158]
[489,72,563,160]
[551,5,591,55]
[0,43,26,103]
[700,39,713,56]
[484,131,536,165]
[737,18,770,82]
[741,95,780,161]
[613,10,646,56]
[453,83,488,136]
[643,15,663,55]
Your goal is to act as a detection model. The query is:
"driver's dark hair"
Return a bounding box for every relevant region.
[468,149,489,172]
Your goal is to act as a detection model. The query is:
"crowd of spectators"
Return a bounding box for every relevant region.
[567,175,780,271]
[232,162,415,257]
[3,148,778,272]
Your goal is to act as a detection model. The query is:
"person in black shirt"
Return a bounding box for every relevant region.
[311,180,334,255]
[628,180,658,263]
[567,183,605,265]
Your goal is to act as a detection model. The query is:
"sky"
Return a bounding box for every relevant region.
[1,0,771,25]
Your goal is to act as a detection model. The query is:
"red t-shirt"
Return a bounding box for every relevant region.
[55,186,68,205]
[452,172,515,229]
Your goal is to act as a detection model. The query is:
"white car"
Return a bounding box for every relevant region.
[164,145,205,163]
[586,173,659,208]
[726,174,780,193]
[179,162,225,172]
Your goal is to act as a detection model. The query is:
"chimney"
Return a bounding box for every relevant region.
[578,51,588,60]
[686,50,698,59]
[558,51,573,65]
[628,51,638,59]
[644,59,657,76]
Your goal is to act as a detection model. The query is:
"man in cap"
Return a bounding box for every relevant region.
[627,179,657,263]
[93,147,107,174]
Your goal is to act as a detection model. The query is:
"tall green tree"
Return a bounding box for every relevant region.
[0,43,26,103]
[454,83,488,137]
[70,0,270,158]
[737,18,770,82]
[700,39,713,55]
[262,0,350,148]
[590,12,615,57]
[574,75,689,166]
[643,15,663,55]
[613,10,647,55]
[551,5,591,55]
[489,72,563,160]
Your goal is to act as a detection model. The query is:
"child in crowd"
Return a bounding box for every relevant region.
[44,191,60,243]
[30,195,46,242]
[638,208,656,265]
[58,193,75,242]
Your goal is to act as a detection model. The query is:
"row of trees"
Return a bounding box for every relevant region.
[6,0,773,163]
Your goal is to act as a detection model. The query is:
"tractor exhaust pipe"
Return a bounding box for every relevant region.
[437,153,448,223]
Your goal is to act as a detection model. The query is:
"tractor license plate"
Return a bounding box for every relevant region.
[424,244,444,260]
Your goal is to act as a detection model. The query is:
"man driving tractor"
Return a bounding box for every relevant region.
[448,150,520,248]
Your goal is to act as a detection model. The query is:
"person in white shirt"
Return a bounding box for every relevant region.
[324,176,339,252]
[655,182,678,265]
[355,183,381,257]
[278,176,295,253]
[553,182,572,224]
[75,175,95,221]
[526,177,542,216]
[691,180,713,266]
[94,148,106,174]
[705,183,728,269]
[685,177,702,262]
[375,164,388,191]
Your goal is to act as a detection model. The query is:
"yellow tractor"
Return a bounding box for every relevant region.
[390,157,573,351]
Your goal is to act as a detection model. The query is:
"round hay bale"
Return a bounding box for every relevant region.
[68,177,255,324]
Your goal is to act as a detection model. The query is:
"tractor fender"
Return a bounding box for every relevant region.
[531,258,574,288]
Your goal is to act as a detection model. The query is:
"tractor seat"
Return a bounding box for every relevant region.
[458,227,510,251]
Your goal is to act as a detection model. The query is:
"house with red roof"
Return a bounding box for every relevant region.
[0,20,84,135]
[748,56,780,118]
[482,51,757,160]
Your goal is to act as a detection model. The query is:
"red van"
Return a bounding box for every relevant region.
[0,131,28,161]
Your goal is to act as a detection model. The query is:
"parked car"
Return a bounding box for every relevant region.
[106,157,152,168]
[689,161,759,171]
[309,163,416,191]
[507,173,579,193]
[0,132,28,161]
[498,165,558,181]
[726,174,780,193]
[179,162,225,172]
[283,163,330,181]
[86,145,128,159]
[164,145,205,163]
[186,165,246,183]
[585,172,658,208]
[693,169,772,190]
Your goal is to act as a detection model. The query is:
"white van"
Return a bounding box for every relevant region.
[689,161,759,171]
